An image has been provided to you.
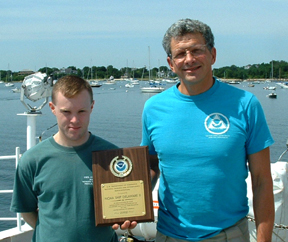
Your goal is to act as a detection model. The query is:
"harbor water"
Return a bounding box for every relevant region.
[1,80,288,232]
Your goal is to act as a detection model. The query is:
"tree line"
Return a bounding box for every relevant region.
[213,60,288,80]
[1,60,288,82]
[1,65,171,82]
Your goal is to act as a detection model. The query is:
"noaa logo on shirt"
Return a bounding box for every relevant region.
[204,113,230,135]
[110,155,133,178]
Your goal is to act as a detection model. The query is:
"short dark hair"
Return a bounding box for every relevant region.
[52,75,93,104]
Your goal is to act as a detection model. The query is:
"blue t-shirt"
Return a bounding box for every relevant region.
[141,78,274,241]
[11,134,118,242]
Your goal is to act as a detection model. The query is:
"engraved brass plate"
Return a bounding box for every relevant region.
[92,146,154,226]
[101,180,145,219]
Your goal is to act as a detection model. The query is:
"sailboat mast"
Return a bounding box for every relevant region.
[148,46,151,80]
[271,61,273,79]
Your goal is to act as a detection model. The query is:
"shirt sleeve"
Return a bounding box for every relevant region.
[245,95,274,155]
[10,154,38,213]
[140,104,157,155]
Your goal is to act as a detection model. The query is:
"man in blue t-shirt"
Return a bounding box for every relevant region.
[141,19,274,242]
[11,75,136,242]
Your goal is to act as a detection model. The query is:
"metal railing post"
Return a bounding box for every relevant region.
[15,147,22,232]
[0,147,22,233]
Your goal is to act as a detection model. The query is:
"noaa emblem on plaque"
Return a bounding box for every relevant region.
[110,155,133,178]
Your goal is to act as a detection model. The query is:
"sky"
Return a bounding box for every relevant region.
[1,0,288,72]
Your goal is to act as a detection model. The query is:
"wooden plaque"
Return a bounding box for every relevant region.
[92,146,154,226]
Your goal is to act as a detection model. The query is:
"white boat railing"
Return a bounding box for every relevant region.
[0,147,22,232]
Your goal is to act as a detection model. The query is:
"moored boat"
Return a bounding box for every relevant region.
[141,86,164,93]
[125,83,134,88]
[89,80,102,88]
[276,82,288,89]
[267,92,277,98]
[103,76,116,85]
[11,87,21,93]
[228,80,240,84]
[5,83,14,87]
[163,78,178,83]
[130,79,140,85]
[263,86,276,90]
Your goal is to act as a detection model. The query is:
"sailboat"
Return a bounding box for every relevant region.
[5,69,14,86]
[141,46,164,93]
[87,67,102,88]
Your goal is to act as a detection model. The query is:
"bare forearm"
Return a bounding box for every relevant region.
[253,181,274,242]
[21,211,38,229]
[248,148,275,242]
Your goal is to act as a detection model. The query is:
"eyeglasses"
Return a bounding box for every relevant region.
[170,44,207,62]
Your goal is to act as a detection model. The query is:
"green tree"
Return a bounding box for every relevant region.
[38,67,55,76]
[82,66,90,79]
[96,66,107,79]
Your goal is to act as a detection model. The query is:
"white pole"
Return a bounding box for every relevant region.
[18,113,42,150]
[16,113,41,231]
[26,114,37,150]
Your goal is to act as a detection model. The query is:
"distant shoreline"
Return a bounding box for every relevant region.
[2,78,288,84]
[220,78,288,83]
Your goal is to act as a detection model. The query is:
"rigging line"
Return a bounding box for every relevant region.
[39,123,57,142]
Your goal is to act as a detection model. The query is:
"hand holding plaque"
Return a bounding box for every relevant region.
[92,146,154,226]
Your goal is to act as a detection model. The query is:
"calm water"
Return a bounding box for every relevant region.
[1,80,288,231]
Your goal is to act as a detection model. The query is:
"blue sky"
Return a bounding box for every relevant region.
[1,0,288,72]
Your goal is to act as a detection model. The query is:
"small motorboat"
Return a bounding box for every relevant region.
[141,86,164,93]
[125,83,134,88]
[267,92,277,98]
[263,86,276,90]
[5,82,14,87]
[228,80,240,84]
[12,87,21,93]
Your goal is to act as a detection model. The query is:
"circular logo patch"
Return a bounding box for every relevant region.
[110,155,133,178]
[204,113,230,135]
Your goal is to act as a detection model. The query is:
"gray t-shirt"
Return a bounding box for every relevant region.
[11,134,118,242]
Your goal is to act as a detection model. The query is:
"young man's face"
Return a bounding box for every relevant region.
[49,89,94,147]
